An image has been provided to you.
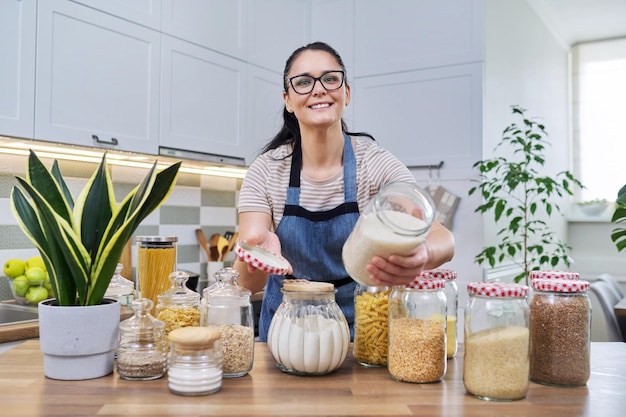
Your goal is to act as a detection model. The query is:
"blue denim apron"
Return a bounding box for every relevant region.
[258,133,360,342]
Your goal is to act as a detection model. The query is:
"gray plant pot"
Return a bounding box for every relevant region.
[38,298,121,380]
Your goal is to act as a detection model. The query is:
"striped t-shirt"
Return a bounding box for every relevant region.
[238,136,416,229]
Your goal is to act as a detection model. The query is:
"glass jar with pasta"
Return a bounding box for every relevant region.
[155,271,201,340]
[136,236,177,313]
[353,284,390,367]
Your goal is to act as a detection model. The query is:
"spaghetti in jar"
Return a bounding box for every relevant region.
[136,236,177,313]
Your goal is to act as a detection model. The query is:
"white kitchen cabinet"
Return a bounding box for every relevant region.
[244,65,285,164]
[0,0,36,139]
[159,35,248,162]
[35,0,161,154]
[70,0,162,29]
[161,0,247,59]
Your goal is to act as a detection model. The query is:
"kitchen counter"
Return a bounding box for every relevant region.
[0,340,625,416]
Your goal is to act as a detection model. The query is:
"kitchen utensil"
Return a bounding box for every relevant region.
[208,233,221,262]
[196,229,212,261]
[226,232,239,254]
[217,236,229,261]
[235,242,292,275]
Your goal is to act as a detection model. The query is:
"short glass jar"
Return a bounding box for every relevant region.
[421,268,458,358]
[464,282,530,401]
[353,284,390,367]
[155,271,201,340]
[267,280,350,376]
[388,277,447,383]
[116,298,167,380]
[342,182,435,287]
[105,263,135,306]
[530,278,591,387]
[167,326,222,396]
[201,267,254,378]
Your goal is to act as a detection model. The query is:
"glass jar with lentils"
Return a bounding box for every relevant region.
[529,278,591,387]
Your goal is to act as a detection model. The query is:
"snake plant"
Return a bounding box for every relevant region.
[10,150,181,306]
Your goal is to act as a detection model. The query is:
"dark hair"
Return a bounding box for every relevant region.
[262,41,374,155]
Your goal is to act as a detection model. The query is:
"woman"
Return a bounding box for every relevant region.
[234,42,455,341]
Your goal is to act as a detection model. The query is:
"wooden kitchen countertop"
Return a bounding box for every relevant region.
[0,340,625,416]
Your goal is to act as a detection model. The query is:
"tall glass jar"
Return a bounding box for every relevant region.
[353,284,390,367]
[201,267,254,378]
[267,280,350,376]
[388,277,447,383]
[167,326,222,396]
[116,298,167,380]
[464,282,530,401]
[530,278,591,387]
[342,182,435,287]
[422,268,458,358]
[136,236,177,313]
[155,271,201,340]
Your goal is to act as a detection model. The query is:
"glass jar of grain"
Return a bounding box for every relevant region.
[116,298,167,380]
[529,278,590,387]
[201,267,254,378]
[155,271,201,340]
[342,182,435,287]
[421,268,458,359]
[267,280,350,376]
[464,282,530,401]
[168,326,222,396]
[353,284,390,367]
[388,277,447,383]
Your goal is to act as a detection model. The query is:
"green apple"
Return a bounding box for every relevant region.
[4,259,26,278]
[25,266,46,282]
[12,275,29,297]
[26,256,46,272]
[25,286,49,305]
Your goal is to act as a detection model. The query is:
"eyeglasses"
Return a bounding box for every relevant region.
[288,70,345,95]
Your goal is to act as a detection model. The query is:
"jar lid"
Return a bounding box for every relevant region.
[420,268,457,280]
[235,241,292,275]
[282,279,334,292]
[532,278,590,293]
[529,270,579,280]
[406,277,445,290]
[467,282,529,298]
[136,235,178,243]
[168,326,220,349]
[157,271,200,305]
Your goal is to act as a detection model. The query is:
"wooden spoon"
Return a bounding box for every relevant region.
[209,233,221,262]
[196,229,212,261]
[217,236,229,261]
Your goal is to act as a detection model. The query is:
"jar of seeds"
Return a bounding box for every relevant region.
[388,276,447,383]
[116,298,167,380]
[421,268,458,358]
[201,267,254,378]
[530,278,590,387]
[353,284,390,367]
[464,282,529,401]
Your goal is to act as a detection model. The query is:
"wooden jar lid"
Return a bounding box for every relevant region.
[282,279,334,292]
[168,326,220,349]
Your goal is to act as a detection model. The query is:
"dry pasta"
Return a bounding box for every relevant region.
[353,288,390,366]
[137,246,177,313]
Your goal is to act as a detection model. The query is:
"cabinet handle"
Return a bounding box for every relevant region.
[92,135,119,146]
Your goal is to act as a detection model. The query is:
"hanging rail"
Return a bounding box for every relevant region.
[407,161,444,170]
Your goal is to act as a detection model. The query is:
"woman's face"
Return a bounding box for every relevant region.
[283,50,350,131]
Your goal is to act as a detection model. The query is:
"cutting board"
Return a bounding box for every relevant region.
[118,239,133,280]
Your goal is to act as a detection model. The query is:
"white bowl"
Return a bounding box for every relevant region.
[577,201,610,216]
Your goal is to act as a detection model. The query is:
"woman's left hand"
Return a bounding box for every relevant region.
[365,244,429,286]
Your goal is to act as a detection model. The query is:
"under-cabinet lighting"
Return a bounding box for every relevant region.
[0,138,248,179]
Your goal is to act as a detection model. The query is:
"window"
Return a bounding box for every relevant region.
[572,38,626,202]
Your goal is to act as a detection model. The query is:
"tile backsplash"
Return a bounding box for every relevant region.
[0,152,240,297]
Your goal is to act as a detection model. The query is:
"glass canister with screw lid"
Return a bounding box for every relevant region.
[421,268,458,359]
[353,284,390,367]
[464,282,530,401]
[529,278,590,387]
[388,276,447,383]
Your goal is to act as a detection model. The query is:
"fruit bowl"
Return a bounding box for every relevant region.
[576,200,611,217]
[5,276,51,306]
